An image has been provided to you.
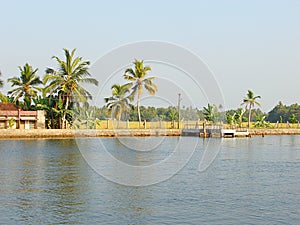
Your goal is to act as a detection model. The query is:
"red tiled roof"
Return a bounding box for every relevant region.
[0,102,21,111]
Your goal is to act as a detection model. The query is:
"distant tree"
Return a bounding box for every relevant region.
[123,60,158,127]
[141,106,158,121]
[267,102,300,123]
[180,106,200,121]
[7,63,42,109]
[241,90,261,129]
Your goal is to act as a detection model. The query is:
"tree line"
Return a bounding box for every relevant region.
[1,49,299,129]
[0,49,98,129]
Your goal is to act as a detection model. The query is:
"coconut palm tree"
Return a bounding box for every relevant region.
[105,83,133,122]
[241,90,261,129]
[44,48,98,128]
[123,60,157,127]
[7,63,42,109]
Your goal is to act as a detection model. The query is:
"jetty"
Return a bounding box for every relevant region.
[181,123,249,138]
[221,128,249,137]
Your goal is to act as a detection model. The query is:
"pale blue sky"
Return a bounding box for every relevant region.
[0,0,299,111]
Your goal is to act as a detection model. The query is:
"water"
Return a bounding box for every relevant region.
[0,136,300,224]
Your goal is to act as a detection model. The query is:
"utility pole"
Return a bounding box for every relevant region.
[178,93,181,129]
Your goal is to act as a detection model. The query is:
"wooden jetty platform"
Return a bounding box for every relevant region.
[181,123,249,138]
[221,129,249,137]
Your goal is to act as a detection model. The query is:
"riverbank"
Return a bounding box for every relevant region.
[0,129,181,139]
[0,128,300,139]
[250,128,300,136]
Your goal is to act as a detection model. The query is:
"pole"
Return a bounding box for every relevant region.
[178,93,181,129]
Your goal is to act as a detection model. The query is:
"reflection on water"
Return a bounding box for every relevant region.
[0,136,300,224]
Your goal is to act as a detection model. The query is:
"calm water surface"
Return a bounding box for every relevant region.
[0,136,300,224]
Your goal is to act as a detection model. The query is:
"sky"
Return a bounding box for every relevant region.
[0,0,299,112]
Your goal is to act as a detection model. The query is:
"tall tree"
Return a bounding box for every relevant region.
[44,48,98,128]
[105,83,133,122]
[123,60,158,127]
[241,90,261,129]
[7,63,42,109]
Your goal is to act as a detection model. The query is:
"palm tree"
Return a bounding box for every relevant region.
[241,90,261,129]
[123,60,158,127]
[44,48,98,128]
[105,83,133,122]
[7,63,42,109]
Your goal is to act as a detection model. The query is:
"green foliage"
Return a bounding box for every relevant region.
[226,111,236,127]
[267,102,300,123]
[226,108,247,127]
[234,108,246,127]
[289,114,298,124]
[254,115,272,128]
[203,104,218,123]
[8,118,15,128]
[73,107,100,129]
[279,116,283,123]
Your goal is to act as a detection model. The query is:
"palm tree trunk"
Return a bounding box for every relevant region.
[248,105,252,129]
[63,95,69,129]
[137,95,141,128]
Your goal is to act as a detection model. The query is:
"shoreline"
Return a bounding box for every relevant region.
[249,128,300,136]
[1,128,300,139]
[0,129,181,139]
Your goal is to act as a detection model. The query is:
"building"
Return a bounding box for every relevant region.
[0,102,45,129]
